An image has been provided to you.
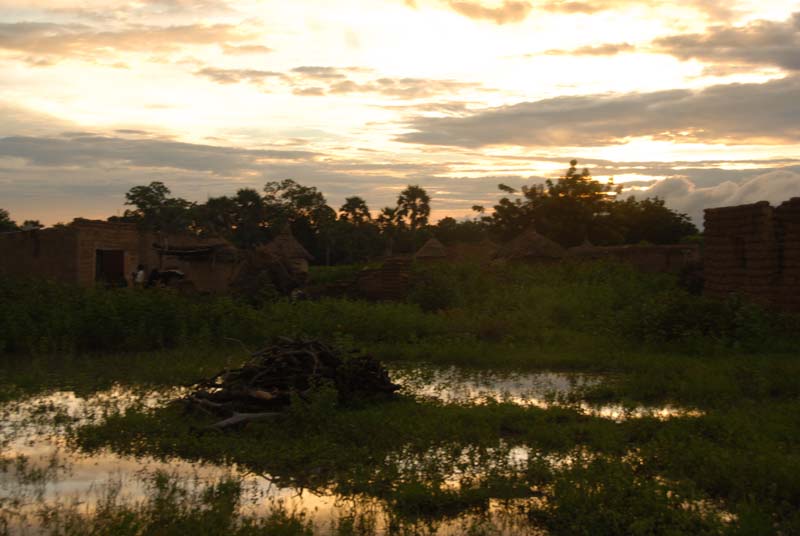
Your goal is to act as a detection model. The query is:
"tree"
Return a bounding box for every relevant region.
[535,160,619,246]
[376,206,401,255]
[263,179,329,225]
[433,217,488,244]
[232,188,269,248]
[607,196,697,244]
[21,220,44,230]
[0,209,18,232]
[481,160,695,246]
[122,181,193,233]
[339,196,372,224]
[396,185,431,231]
[263,179,338,261]
[192,195,238,239]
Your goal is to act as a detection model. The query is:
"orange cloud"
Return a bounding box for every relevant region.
[0,21,258,65]
[446,1,532,24]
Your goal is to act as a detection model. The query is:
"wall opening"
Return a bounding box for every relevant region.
[95,250,125,286]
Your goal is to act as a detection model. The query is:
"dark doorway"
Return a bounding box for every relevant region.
[95,250,125,286]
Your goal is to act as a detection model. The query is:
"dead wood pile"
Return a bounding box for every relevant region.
[183,337,400,429]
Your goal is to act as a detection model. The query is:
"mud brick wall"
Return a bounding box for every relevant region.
[138,232,240,293]
[73,220,140,286]
[704,198,800,312]
[0,227,80,283]
[356,257,412,300]
[774,198,800,311]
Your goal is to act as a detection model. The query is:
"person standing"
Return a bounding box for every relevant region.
[134,264,146,288]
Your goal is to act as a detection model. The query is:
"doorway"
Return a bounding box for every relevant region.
[95,250,125,286]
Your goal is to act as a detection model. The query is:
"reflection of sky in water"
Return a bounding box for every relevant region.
[390,366,703,421]
[0,385,541,534]
[0,368,702,534]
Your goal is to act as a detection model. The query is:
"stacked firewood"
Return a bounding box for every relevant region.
[183,337,400,429]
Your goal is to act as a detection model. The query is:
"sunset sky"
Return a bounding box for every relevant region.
[1,0,799,225]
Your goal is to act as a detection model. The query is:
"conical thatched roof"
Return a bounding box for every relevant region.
[415,237,448,259]
[261,225,314,261]
[569,238,597,254]
[495,228,567,261]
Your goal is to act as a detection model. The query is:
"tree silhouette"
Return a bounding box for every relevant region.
[0,209,18,232]
[192,195,238,239]
[339,196,372,224]
[123,181,193,233]
[482,160,693,246]
[232,188,268,248]
[396,185,430,231]
[607,196,697,244]
[21,220,44,230]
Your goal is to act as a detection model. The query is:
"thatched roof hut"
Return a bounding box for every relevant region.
[261,225,314,262]
[569,238,602,259]
[494,228,567,262]
[415,237,448,261]
[150,232,236,261]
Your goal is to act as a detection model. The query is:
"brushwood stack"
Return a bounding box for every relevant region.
[183,338,399,429]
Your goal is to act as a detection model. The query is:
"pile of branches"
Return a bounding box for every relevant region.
[183,337,400,429]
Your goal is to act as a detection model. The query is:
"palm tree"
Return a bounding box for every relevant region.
[339,196,372,224]
[396,185,430,231]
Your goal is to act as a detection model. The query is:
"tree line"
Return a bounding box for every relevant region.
[1,161,697,263]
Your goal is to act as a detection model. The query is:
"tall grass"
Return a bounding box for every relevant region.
[0,278,267,354]
[2,260,797,356]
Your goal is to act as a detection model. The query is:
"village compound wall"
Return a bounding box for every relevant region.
[704,198,800,312]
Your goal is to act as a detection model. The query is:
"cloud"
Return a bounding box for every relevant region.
[293,87,327,96]
[291,66,350,80]
[446,1,532,24]
[221,43,271,55]
[653,12,800,72]
[194,67,286,85]
[544,42,635,56]
[328,77,482,99]
[196,63,486,99]
[399,75,800,147]
[538,0,737,18]
[0,21,257,64]
[2,122,799,227]
[641,168,800,224]
[0,0,237,23]
[0,135,318,174]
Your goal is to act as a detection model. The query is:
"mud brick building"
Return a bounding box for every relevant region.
[0,220,141,286]
[704,198,800,312]
[0,219,238,292]
[355,257,412,300]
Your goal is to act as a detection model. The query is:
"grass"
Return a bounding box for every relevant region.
[3,260,798,357]
[65,390,800,533]
[1,260,799,534]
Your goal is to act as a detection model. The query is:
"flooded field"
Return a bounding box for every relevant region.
[0,365,714,535]
[392,366,703,420]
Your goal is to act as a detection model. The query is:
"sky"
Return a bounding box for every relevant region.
[1,0,799,226]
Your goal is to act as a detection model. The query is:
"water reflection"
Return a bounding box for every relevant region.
[390,366,703,421]
[0,365,703,534]
[0,386,541,535]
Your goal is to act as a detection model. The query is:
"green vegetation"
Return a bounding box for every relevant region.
[1,261,799,534]
[0,277,267,354]
[3,261,796,357]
